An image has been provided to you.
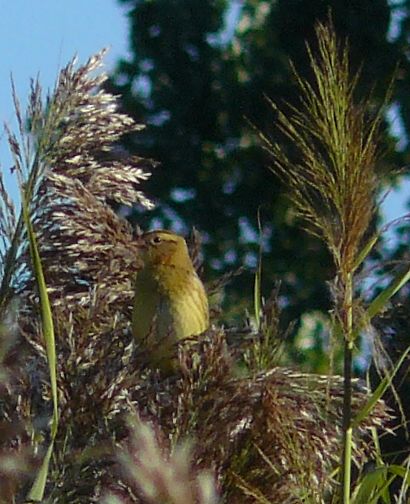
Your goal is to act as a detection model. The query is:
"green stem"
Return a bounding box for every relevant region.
[342,340,353,503]
[341,272,353,504]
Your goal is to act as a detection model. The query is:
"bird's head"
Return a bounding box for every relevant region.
[137,230,192,270]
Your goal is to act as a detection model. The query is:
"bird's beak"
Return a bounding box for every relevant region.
[135,235,147,250]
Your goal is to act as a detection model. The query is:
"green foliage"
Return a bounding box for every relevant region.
[3,2,410,500]
[23,200,58,502]
[109,0,403,325]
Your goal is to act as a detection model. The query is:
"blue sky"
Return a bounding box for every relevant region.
[0,1,128,96]
[0,1,408,231]
[0,0,129,202]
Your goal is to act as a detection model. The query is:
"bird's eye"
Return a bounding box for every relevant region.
[152,236,162,245]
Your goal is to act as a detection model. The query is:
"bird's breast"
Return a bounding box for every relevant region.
[133,265,209,341]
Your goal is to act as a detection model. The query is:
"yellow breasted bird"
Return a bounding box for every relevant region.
[132,230,209,370]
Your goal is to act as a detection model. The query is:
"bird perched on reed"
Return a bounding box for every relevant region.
[132,230,209,371]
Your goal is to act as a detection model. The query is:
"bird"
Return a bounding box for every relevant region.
[132,230,209,371]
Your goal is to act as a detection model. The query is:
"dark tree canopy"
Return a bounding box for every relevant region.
[108,0,410,324]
